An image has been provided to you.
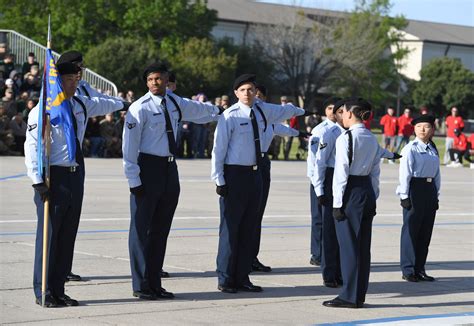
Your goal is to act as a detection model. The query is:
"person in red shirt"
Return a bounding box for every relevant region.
[380,107,398,153]
[395,107,414,153]
[447,129,471,167]
[444,106,465,164]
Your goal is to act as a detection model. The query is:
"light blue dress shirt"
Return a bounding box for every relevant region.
[25,96,124,184]
[307,119,334,179]
[396,138,441,199]
[312,123,345,195]
[261,123,299,152]
[332,123,382,208]
[123,91,220,188]
[211,101,305,186]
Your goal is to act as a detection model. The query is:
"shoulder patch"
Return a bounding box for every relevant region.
[319,142,327,149]
[126,122,136,129]
[28,123,37,131]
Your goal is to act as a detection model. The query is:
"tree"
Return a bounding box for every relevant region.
[327,0,408,110]
[413,57,474,116]
[251,11,339,109]
[161,37,237,98]
[216,38,277,97]
[84,37,159,95]
[0,0,217,54]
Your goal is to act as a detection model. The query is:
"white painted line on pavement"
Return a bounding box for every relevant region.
[1,212,472,224]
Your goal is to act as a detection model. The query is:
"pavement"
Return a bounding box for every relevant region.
[0,156,473,325]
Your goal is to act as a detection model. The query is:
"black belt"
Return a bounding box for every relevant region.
[139,152,175,162]
[411,177,434,183]
[224,164,259,171]
[50,165,79,173]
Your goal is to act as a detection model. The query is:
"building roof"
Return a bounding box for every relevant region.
[207,0,345,27]
[207,0,474,46]
[404,20,474,46]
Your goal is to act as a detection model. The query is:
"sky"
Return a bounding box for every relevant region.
[260,0,474,27]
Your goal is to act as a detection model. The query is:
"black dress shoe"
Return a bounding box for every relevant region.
[154,287,175,299]
[322,297,359,308]
[35,294,60,308]
[66,272,82,282]
[133,290,157,300]
[218,284,237,293]
[56,294,79,306]
[238,283,263,292]
[417,272,435,282]
[160,269,170,278]
[252,259,272,272]
[402,274,419,282]
[323,280,340,288]
[310,256,321,266]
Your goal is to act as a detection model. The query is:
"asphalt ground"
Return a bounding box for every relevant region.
[0,157,473,325]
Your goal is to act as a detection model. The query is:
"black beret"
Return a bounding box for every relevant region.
[255,83,267,96]
[322,96,342,110]
[332,98,347,113]
[57,51,83,65]
[411,114,435,126]
[233,74,256,90]
[143,63,168,82]
[344,97,372,111]
[57,62,81,76]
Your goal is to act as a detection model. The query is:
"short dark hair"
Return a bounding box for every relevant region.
[143,63,168,82]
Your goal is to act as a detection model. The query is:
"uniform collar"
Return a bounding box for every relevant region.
[149,92,166,106]
[414,137,431,151]
[349,123,365,131]
[238,101,253,116]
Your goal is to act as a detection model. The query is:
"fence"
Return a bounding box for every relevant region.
[0,29,118,96]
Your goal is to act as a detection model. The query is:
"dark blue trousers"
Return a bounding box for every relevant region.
[320,168,341,282]
[217,165,262,287]
[335,176,376,304]
[253,154,271,260]
[400,178,437,276]
[310,183,322,260]
[129,153,180,292]
[33,165,85,299]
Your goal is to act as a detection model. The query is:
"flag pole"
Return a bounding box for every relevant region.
[41,14,52,308]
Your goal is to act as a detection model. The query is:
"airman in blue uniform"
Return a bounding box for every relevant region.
[307,97,340,266]
[251,84,303,273]
[323,98,384,309]
[25,61,125,307]
[123,63,221,300]
[397,115,440,282]
[211,74,306,293]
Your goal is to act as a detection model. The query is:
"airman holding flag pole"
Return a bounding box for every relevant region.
[25,17,127,307]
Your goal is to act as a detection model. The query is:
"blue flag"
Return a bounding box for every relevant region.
[37,49,76,175]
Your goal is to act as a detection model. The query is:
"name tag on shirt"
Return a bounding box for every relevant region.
[153,113,162,116]
[240,122,249,126]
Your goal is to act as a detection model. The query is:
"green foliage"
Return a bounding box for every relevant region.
[216,38,277,96]
[328,0,409,109]
[413,57,474,116]
[84,37,159,95]
[161,37,237,98]
[0,0,216,54]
